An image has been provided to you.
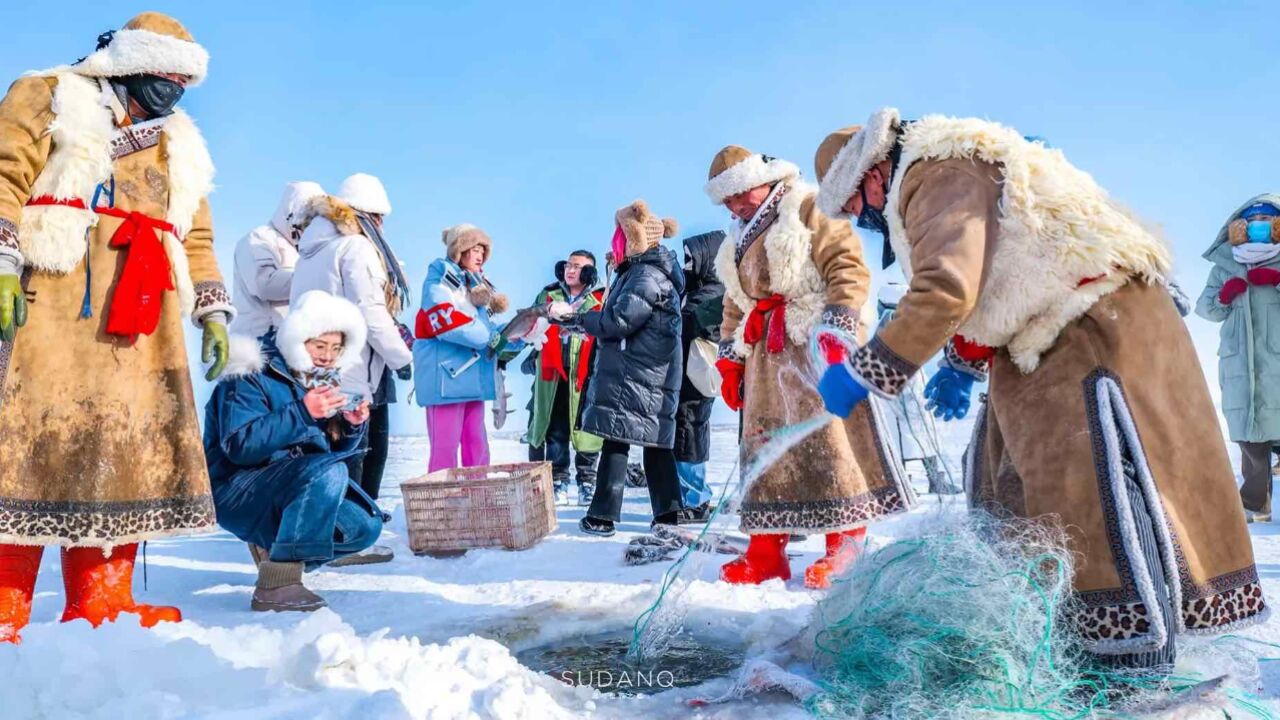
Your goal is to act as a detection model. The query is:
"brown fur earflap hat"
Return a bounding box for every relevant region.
[615,200,678,258]
[442,224,508,312]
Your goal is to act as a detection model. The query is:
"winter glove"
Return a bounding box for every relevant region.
[924,366,975,421]
[547,301,575,320]
[396,364,412,381]
[817,362,869,418]
[487,332,509,357]
[201,320,229,381]
[817,332,849,364]
[0,273,27,343]
[715,358,745,411]
[1219,276,1249,305]
[1247,267,1280,287]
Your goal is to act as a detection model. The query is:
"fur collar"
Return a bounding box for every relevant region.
[17,71,214,315]
[220,334,267,379]
[714,183,827,357]
[884,115,1170,372]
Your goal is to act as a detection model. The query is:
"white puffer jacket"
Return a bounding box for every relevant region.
[230,182,323,338]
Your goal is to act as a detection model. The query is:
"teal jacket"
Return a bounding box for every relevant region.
[1195,193,1280,443]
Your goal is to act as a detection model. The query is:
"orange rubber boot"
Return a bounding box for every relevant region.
[0,544,43,643]
[61,543,182,628]
[804,528,866,589]
[719,534,791,584]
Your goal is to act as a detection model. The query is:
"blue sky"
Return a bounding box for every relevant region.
[1,1,1275,435]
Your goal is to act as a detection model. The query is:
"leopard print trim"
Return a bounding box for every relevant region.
[0,217,19,263]
[1076,601,1152,643]
[739,487,911,534]
[821,304,859,337]
[717,339,745,364]
[0,494,216,547]
[850,335,917,398]
[1183,581,1266,631]
[109,118,166,160]
[192,281,235,325]
[942,339,989,380]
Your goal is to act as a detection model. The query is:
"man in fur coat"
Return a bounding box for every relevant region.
[705,145,914,589]
[0,12,232,641]
[813,108,1266,668]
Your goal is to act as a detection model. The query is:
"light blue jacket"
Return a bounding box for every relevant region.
[412,258,503,407]
[1195,193,1280,443]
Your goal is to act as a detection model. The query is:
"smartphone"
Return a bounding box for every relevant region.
[342,393,365,412]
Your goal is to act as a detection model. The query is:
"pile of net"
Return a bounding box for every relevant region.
[803,512,1254,719]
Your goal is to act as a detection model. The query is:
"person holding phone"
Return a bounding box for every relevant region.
[203,291,384,612]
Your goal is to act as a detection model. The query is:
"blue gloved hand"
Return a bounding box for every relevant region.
[924,366,975,421]
[817,362,869,418]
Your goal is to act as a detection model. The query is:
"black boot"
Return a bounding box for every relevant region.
[579,516,615,537]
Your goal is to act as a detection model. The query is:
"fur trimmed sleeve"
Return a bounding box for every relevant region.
[0,77,56,265]
[874,158,1002,370]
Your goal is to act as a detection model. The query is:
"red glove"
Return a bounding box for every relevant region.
[1219,276,1248,305]
[817,332,848,365]
[715,358,745,411]
[1247,267,1280,287]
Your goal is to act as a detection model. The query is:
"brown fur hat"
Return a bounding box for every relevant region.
[442,224,493,264]
[615,200,678,257]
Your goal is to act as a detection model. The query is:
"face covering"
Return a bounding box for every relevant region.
[119,74,185,119]
[611,224,627,264]
[855,183,896,268]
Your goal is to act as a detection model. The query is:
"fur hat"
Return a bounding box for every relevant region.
[73,12,209,86]
[704,145,800,205]
[814,108,902,220]
[277,291,368,373]
[270,181,325,238]
[442,224,508,313]
[338,173,392,216]
[615,200,678,257]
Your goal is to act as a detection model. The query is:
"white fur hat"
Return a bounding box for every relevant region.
[278,291,368,373]
[270,181,325,237]
[338,173,392,216]
[704,145,800,205]
[72,12,210,86]
[814,108,902,219]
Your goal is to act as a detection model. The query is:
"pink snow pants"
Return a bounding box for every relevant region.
[426,401,491,472]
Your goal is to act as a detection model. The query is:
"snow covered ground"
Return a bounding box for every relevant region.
[6,421,1280,719]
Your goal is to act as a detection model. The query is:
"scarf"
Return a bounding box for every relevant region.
[1232,243,1280,266]
[733,182,789,264]
[356,212,412,316]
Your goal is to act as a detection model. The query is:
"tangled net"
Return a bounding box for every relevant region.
[804,513,1278,719]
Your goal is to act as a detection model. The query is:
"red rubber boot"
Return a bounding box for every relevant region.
[719,534,791,584]
[61,543,182,628]
[0,544,43,643]
[804,528,867,589]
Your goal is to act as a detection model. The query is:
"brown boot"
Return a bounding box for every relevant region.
[247,544,269,567]
[251,561,326,612]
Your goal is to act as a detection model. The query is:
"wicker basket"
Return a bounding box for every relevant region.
[400,462,557,554]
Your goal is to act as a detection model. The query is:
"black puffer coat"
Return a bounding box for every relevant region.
[579,245,685,448]
[675,231,727,464]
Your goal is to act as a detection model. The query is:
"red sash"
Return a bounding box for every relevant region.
[743,294,788,354]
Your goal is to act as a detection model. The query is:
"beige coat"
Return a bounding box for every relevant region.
[718,184,914,534]
[0,73,229,547]
[861,156,1265,654]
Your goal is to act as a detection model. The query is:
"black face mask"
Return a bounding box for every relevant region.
[855,182,896,269]
[119,74,185,119]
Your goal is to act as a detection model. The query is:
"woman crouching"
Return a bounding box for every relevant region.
[204,291,385,612]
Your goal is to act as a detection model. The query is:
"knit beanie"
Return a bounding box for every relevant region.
[615,200,678,258]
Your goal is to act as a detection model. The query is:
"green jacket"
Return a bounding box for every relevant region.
[525,284,604,451]
[1195,192,1280,443]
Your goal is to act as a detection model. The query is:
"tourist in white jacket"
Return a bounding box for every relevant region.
[231,181,324,339]
[290,174,413,567]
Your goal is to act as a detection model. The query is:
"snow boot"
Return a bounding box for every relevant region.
[579,516,615,537]
[60,544,182,628]
[676,502,712,526]
[577,481,595,506]
[804,528,866,590]
[720,534,791,584]
[252,561,326,612]
[650,511,680,529]
[0,544,42,644]
[553,479,570,506]
[247,543,268,567]
[327,544,394,567]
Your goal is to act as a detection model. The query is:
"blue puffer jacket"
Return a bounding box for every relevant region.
[412,258,507,407]
[203,336,364,486]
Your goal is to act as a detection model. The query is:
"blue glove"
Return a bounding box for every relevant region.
[924,366,975,421]
[817,362,869,417]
